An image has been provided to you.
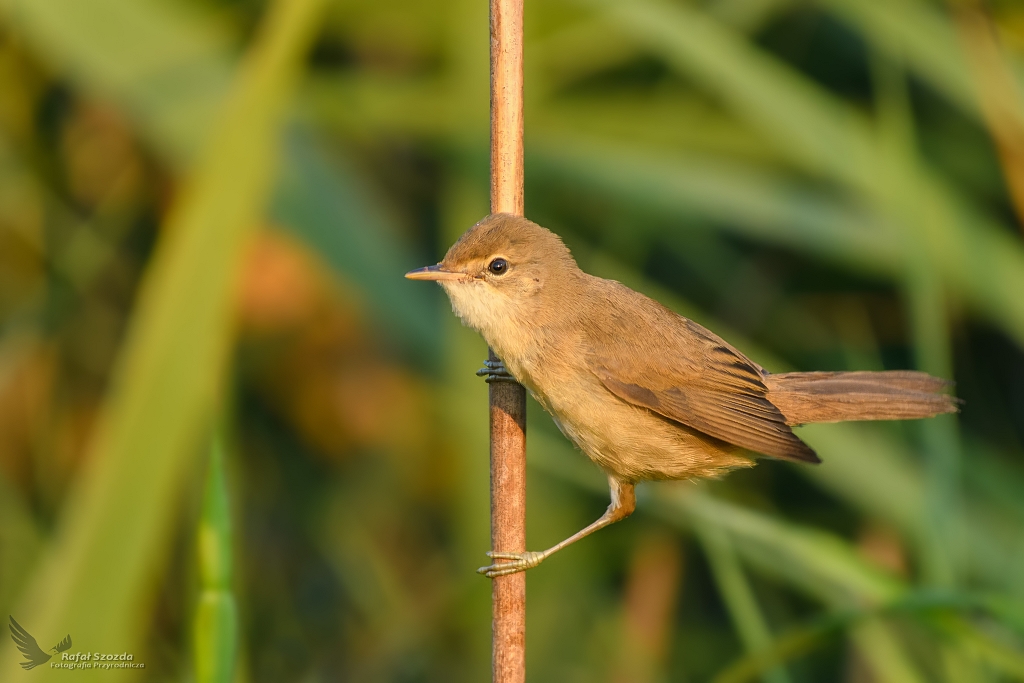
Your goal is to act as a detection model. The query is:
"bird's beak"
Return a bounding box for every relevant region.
[404,264,466,281]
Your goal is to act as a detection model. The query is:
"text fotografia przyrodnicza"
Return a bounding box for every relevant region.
[51,652,145,669]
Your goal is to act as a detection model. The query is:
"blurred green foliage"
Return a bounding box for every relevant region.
[0,0,1023,681]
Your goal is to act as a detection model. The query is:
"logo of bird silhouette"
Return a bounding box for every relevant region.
[8,616,72,670]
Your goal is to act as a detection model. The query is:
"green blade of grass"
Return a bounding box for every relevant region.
[714,591,1024,683]
[708,0,797,34]
[696,519,794,683]
[1,0,440,361]
[194,429,237,683]
[304,75,783,164]
[0,0,326,678]
[577,0,1024,348]
[0,0,234,166]
[273,127,442,361]
[532,138,902,277]
[822,0,976,116]
[584,0,875,184]
[0,469,42,621]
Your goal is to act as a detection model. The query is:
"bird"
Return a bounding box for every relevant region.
[406,213,959,578]
[9,616,72,670]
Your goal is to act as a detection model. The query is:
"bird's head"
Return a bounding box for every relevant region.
[405,213,579,341]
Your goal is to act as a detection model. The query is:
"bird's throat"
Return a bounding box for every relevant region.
[441,281,533,368]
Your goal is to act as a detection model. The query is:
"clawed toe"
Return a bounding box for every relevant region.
[477,550,545,578]
[486,551,521,560]
[478,563,524,578]
[476,359,516,384]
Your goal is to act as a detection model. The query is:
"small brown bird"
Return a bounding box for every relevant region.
[406,214,958,577]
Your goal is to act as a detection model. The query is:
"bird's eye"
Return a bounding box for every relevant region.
[488,258,509,275]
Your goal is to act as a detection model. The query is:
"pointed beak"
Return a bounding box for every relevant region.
[404,264,466,281]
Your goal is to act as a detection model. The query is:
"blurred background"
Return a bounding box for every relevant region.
[1,0,1024,680]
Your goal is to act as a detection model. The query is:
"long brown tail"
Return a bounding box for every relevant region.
[765,370,960,426]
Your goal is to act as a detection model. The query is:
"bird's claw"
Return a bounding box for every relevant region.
[477,550,545,578]
[476,358,516,384]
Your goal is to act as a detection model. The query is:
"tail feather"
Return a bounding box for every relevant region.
[765,370,959,426]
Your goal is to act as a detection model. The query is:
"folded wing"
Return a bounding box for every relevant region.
[589,308,819,463]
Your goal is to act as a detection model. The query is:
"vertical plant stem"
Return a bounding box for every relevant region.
[194,427,237,683]
[489,0,527,681]
[489,370,527,682]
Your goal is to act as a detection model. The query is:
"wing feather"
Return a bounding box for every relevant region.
[589,302,818,463]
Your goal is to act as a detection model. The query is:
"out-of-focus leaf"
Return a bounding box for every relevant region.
[530,18,644,93]
[273,128,441,361]
[438,170,494,682]
[714,591,1024,683]
[0,472,42,618]
[535,96,781,163]
[2,0,440,361]
[669,486,901,604]
[0,0,234,166]
[304,77,782,164]
[677,486,1024,677]
[302,74,460,139]
[534,138,902,277]
[821,0,975,115]
[0,0,325,679]
[713,0,797,34]
[696,519,793,683]
[583,0,875,182]
[579,0,1024,348]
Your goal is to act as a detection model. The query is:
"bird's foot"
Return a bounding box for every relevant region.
[477,550,546,578]
[476,358,516,384]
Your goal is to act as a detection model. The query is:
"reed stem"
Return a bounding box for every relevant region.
[488,0,527,680]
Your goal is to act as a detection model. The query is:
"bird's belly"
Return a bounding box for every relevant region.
[538,382,752,482]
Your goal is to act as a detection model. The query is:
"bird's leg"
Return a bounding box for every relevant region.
[476,357,516,383]
[478,475,636,578]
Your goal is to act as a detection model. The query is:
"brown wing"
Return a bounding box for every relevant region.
[589,308,819,463]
